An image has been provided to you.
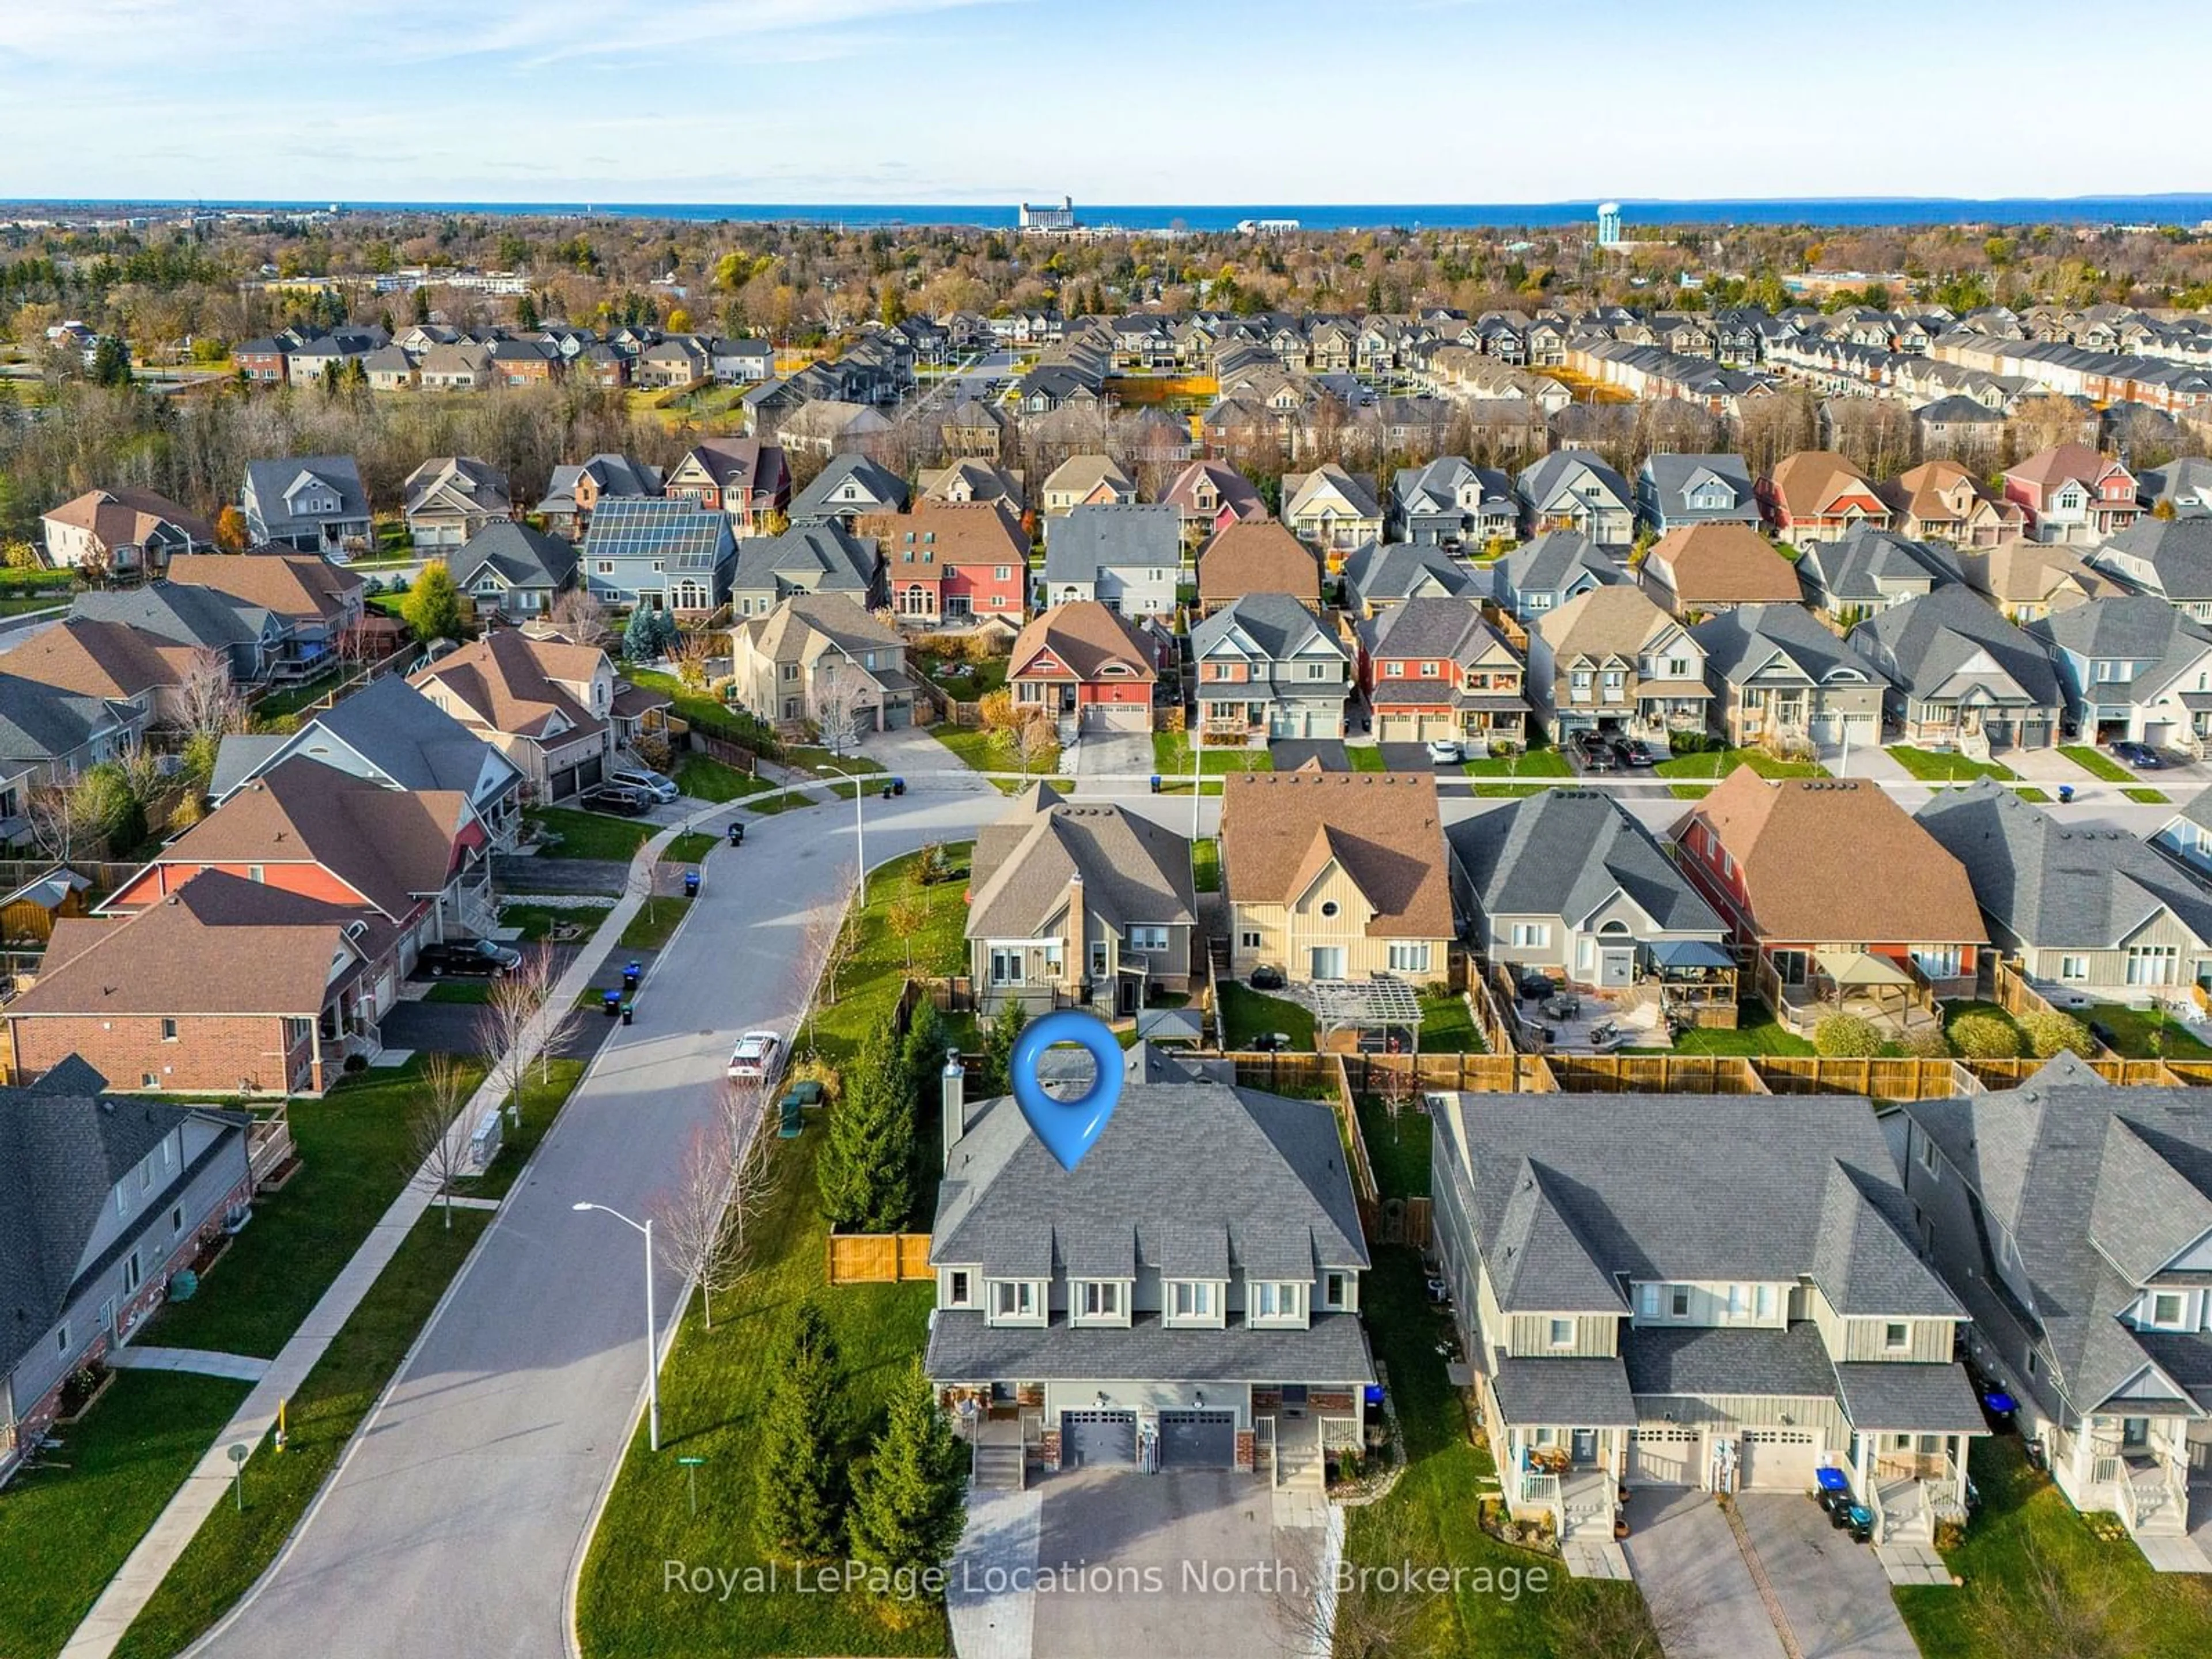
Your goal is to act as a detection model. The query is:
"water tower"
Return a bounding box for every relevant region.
[1597,202,1622,248]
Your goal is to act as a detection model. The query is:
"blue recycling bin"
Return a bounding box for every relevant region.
[601,989,623,1018]
[1815,1465,1850,1496]
[683,870,700,897]
[2058,783,2075,804]
[623,960,642,991]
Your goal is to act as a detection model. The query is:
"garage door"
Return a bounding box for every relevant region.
[1377,714,1415,742]
[1627,1426,1699,1486]
[1081,703,1148,734]
[1060,1410,1137,1467]
[1158,1410,1237,1468]
[1738,1429,1820,1490]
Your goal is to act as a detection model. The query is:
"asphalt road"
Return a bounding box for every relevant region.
[198,778,998,1659]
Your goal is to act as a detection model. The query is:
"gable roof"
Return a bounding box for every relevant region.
[279,674,521,804]
[1041,503,1181,582]
[0,675,138,769]
[1847,582,2060,704]
[449,522,578,593]
[1643,523,1800,607]
[1008,601,1158,683]
[2094,517,2212,601]
[1196,520,1321,607]
[1220,770,1452,941]
[787,453,909,522]
[1162,460,1267,520]
[41,486,214,551]
[968,789,1197,941]
[0,617,194,703]
[1518,448,1631,510]
[1764,450,1883,520]
[1190,592,1348,665]
[1689,601,1886,690]
[1501,530,1627,599]
[1533,582,1677,661]
[731,521,879,596]
[164,552,362,627]
[1342,540,1482,609]
[1040,453,1135,500]
[408,630,607,745]
[581,497,734,572]
[856,502,1029,575]
[1642,452,1756,513]
[1448,789,1725,935]
[1687,771,1987,944]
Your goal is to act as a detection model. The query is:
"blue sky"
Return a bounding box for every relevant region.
[1,0,2202,204]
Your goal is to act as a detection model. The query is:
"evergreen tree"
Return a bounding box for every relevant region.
[621,604,659,662]
[89,335,132,387]
[412,285,433,325]
[401,560,466,643]
[754,1300,847,1560]
[516,290,540,331]
[848,1359,968,1611]
[980,1001,1026,1097]
[816,1027,914,1232]
[900,997,943,1105]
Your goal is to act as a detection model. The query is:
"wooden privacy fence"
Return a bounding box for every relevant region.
[826,1233,934,1285]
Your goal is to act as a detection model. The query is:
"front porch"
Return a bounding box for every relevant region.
[2050,1415,2198,1546]
[1503,1426,1623,1549]
[1852,1433,1974,1546]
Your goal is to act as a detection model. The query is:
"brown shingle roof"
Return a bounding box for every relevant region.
[1197,520,1321,607]
[2005,442,2122,491]
[408,630,607,745]
[1010,601,1158,683]
[165,552,363,626]
[43,487,215,550]
[1536,584,1676,661]
[968,787,1196,939]
[1766,450,1882,519]
[1220,771,1453,940]
[137,756,468,921]
[14,870,387,1017]
[855,502,1030,573]
[1643,524,1801,607]
[0,618,195,702]
[1687,771,1987,945]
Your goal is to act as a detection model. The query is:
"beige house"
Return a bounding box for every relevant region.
[1280,463,1382,563]
[1955,539,2118,624]
[1528,584,1712,743]
[1221,769,1454,986]
[728,592,914,734]
[1039,454,1137,517]
[965,784,1196,1016]
[407,630,612,802]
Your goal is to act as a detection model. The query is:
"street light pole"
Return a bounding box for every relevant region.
[816,761,867,903]
[572,1201,660,1452]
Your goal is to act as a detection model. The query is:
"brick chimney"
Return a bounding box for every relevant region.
[941,1047,968,1165]
[1065,872,1085,997]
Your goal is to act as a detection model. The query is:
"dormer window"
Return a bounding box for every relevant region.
[1249,1281,1305,1325]
[1548,1317,1574,1349]
[2147,1291,2188,1330]
[1884,1322,1910,1351]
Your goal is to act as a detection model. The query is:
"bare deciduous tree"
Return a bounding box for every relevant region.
[669,627,716,695]
[176,646,249,743]
[652,1124,749,1330]
[27,777,109,865]
[479,958,546,1127]
[405,1052,476,1229]
[549,586,612,647]
[810,666,870,758]
[794,859,860,1050]
[1267,1501,1435,1659]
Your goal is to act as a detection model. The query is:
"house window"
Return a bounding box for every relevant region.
[1323,1271,1351,1310]
[1548,1318,1574,1349]
[1919,1131,1940,1177]
[1319,900,1340,919]
[123,1250,142,1294]
[247,865,265,884]
[1755,1283,1777,1320]
[996,566,1012,581]
[171,1205,184,1237]
[1169,1280,1217,1321]
[1075,1280,1125,1322]
[1251,1281,1303,1322]
[946,1270,972,1307]
[596,561,614,575]
[1670,1286,1691,1318]
[991,1279,1039,1320]
[2024,1349,2039,1377]
[1911,945,1962,980]
[1509,923,1551,949]
[1127,926,1168,952]
[1570,670,1592,697]
[2149,1291,2187,1329]
[161,1018,178,1041]
[1884,1322,1910,1352]
[1241,930,1262,949]
[1387,942,1431,973]
[989,948,1024,986]
[1638,1283,1658,1318]
[56,1324,69,1356]
[2059,955,2088,982]
[1420,661,1439,677]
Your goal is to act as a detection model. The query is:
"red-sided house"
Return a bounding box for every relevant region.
[1756,450,1891,547]
[1162,460,1268,551]
[2001,444,2141,546]
[1355,596,1530,755]
[1009,601,1160,734]
[1672,770,1987,1039]
[664,437,792,539]
[5,872,405,1096]
[858,502,1031,627]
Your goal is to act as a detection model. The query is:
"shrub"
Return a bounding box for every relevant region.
[1949,1011,2022,1060]
[2021,1009,2096,1059]
[1897,1025,1953,1059]
[1813,1012,1883,1058]
[787,1055,842,1105]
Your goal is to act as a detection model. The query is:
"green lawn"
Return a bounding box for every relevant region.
[138,1058,488,1359]
[499,901,612,942]
[620,893,695,950]
[1191,838,1221,893]
[789,745,887,778]
[930,721,1060,791]
[1654,999,1815,1058]
[914,650,1007,697]
[623,668,782,751]
[675,754,772,804]
[1653,747,1828,782]
[1464,748,1573,797]
[422,979,494,1005]
[1418,990,1484,1052]
[804,847,971,1067]
[2059,743,2133,782]
[1356,1097,1433,1199]
[529,806,654,862]
[111,1209,493,1659]
[1216,982,1316,1050]
[666,831,719,865]
[2127,787,2172,804]
[1153,730,1275,777]
[1886,746,2020,783]
[2017,787,2053,804]
[0,1371,253,1659]
[1342,1249,1652,1657]
[1895,1437,2212,1659]
[1347,744,1387,772]
[2084,1002,2212,1060]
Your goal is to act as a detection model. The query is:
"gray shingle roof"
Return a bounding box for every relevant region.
[71,584,269,654]
[1797,526,1960,608]
[1499,531,1626,599]
[2093,517,2212,602]
[1190,593,1347,665]
[924,1308,1374,1384]
[1341,541,1482,609]
[1830,1361,1989,1431]
[1042,503,1181,583]
[1438,1092,1959,1317]
[731,522,878,597]
[1690,601,1888,691]
[1623,1321,1839,1398]
[1518,449,1632,513]
[967,788,1198,942]
[1447,789,1725,938]
[787,454,909,525]
[1918,777,2212,952]
[1489,1355,1638,1427]
[932,1085,1369,1282]
[287,674,521,802]
[0,675,137,770]
[1848,583,2059,705]
[1641,452,1758,521]
[243,454,369,540]
[450,522,578,593]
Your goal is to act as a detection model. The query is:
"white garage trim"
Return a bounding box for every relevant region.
[1737,1427,1821,1490]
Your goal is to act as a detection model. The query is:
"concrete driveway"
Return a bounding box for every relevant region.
[1619,1488,1785,1659]
[1025,1468,1315,1659]
[1072,730,1157,785]
[1736,1494,1922,1659]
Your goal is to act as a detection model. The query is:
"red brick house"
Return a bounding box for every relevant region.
[1355,596,1530,755]
[664,437,792,539]
[5,871,406,1094]
[858,502,1031,627]
[1009,601,1161,734]
[1756,451,1891,547]
[2001,444,2141,545]
[1673,770,1987,1038]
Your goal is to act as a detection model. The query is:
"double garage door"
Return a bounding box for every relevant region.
[1806,713,1878,748]
[1626,1426,1821,1489]
[1059,1408,1237,1468]
[1377,712,1457,743]
[1080,702,1150,734]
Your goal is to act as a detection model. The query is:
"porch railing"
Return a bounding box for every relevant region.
[1516,1469,1564,1541]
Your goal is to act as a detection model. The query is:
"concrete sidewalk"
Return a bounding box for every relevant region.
[104,1347,271,1384]
[59,799,742,1659]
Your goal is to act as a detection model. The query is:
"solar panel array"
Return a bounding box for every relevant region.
[583,498,731,571]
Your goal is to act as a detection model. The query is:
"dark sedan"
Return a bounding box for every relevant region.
[420,938,524,978]
[2110,740,2165,770]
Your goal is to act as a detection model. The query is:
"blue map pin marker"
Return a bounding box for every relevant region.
[1010,1010,1123,1171]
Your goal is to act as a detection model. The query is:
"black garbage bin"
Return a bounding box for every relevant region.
[727,822,744,847]
[601,989,622,1018]
[621,1000,635,1026]
[683,870,700,897]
